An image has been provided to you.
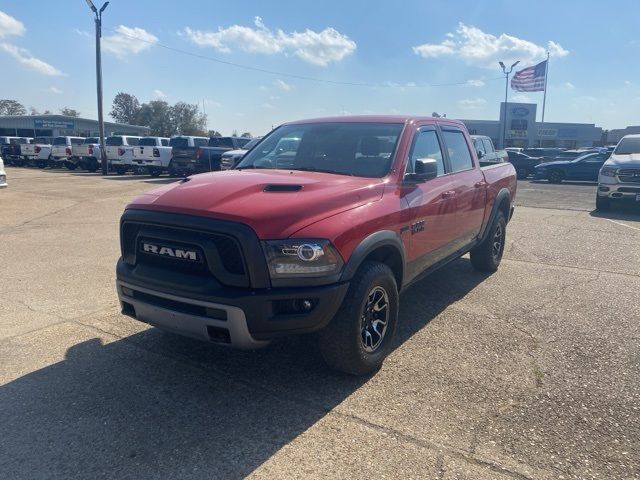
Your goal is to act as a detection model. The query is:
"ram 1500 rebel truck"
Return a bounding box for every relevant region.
[170,136,251,175]
[116,116,517,375]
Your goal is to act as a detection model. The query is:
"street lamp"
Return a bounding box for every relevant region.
[85,0,109,175]
[499,60,519,149]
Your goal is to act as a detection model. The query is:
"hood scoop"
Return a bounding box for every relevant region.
[263,184,303,192]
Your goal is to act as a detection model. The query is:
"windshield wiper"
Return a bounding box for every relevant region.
[290,167,353,176]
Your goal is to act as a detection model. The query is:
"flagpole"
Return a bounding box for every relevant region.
[539,52,550,147]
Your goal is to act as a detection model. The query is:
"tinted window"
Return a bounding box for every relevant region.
[408,129,445,176]
[169,137,188,148]
[138,137,158,146]
[106,137,123,146]
[70,138,84,145]
[125,137,139,146]
[53,137,67,145]
[482,138,494,153]
[615,137,640,155]
[208,137,234,148]
[442,130,474,172]
[194,138,209,147]
[84,137,99,144]
[34,137,48,144]
[474,138,486,156]
[237,122,403,178]
[17,138,31,144]
[161,138,169,147]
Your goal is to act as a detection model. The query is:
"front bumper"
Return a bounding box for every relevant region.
[116,259,349,346]
[597,181,640,201]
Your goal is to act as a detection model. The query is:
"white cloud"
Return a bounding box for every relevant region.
[458,98,487,109]
[74,28,91,38]
[563,82,575,89]
[511,94,532,103]
[0,43,63,76]
[204,99,222,108]
[413,23,569,68]
[49,86,62,94]
[466,79,485,87]
[183,16,356,66]
[261,103,274,109]
[153,89,167,99]
[274,79,293,91]
[624,80,632,86]
[103,25,158,58]
[269,95,280,101]
[0,10,25,38]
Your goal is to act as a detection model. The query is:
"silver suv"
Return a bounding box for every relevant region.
[596,134,640,210]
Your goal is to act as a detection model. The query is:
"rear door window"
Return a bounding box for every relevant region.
[442,129,474,173]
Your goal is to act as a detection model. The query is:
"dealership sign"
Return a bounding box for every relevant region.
[34,119,75,129]
[511,106,530,117]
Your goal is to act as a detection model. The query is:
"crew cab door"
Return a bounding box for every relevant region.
[440,127,487,247]
[400,126,458,281]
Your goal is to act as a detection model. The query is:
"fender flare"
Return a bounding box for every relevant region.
[340,230,406,285]
[478,188,511,243]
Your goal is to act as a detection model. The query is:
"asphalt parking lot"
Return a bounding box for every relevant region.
[1,167,639,479]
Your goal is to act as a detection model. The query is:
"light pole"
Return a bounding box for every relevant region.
[85,0,109,175]
[498,60,519,149]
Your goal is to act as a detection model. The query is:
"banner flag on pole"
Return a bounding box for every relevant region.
[511,60,547,92]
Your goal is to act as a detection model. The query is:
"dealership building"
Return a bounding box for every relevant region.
[461,102,604,149]
[0,115,149,138]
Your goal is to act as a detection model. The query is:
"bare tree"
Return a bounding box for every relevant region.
[0,99,27,115]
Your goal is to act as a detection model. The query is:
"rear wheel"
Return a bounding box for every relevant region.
[595,193,610,211]
[66,161,77,170]
[149,167,162,177]
[470,211,507,272]
[548,170,564,184]
[318,261,399,375]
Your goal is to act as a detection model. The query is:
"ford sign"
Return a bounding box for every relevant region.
[511,107,530,117]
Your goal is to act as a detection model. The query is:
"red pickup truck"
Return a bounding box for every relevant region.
[116,116,516,375]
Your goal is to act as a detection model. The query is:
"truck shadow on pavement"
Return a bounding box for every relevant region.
[589,207,640,221]
[0,258,487,479]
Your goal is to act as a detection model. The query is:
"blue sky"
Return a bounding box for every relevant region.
[0,0,638,135]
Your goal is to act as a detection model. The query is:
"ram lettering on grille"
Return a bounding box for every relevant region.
[142,243,198,261]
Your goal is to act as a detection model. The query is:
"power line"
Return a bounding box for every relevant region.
[119,31,503,89]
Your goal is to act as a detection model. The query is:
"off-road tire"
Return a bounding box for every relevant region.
[470,211,507,272]
[318,261,399,375]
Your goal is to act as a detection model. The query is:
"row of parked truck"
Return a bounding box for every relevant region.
[0,134,258,176]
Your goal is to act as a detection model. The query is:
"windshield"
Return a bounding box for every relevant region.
[52,137,67,146]
[615,137,640,155]
[236,122,403,178]
[208,137,234,148]
[138,137,158,147]
[106,137,123,146]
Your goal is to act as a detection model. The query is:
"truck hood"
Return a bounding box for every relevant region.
[128,169,386,238]
[605,154,640,167]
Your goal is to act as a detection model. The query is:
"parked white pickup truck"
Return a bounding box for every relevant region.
[106,135,141,174]
[72,137,102,172]
[21,137,53,168]
[51,136,85,169]
[131,136,171,176]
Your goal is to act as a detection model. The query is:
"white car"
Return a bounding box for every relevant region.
[0,153,7,188]
[105,135,142,174]
[220,136,262,170]
[51,136,85,169]
[596,134,640,210]
[131,136,171,176]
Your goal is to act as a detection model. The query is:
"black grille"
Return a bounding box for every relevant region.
[618,169,640,183]
[121,221,247,286]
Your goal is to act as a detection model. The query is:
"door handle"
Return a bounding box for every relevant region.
[474,181,487,188]
[441,190,456,199]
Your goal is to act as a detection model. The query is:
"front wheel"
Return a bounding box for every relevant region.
[470,211,507,272]
[318,261,399,375]
[548,170,564,184]
[595,193,610,211]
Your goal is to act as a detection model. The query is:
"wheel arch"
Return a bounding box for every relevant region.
[478,188,512,243]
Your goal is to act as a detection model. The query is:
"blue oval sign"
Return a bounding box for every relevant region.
[511,107,529,117]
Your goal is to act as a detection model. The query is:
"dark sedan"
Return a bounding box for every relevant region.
[533,152,610,183]
[507,151,542,179]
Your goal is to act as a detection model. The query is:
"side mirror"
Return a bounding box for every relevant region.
[406,158,438,183]
[477,150,485,159]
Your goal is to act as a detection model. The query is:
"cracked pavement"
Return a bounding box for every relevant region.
[1,168,639,479]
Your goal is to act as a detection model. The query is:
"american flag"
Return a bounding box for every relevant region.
[511,60,547,92]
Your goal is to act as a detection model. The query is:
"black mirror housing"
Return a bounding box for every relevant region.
[406,158,438,183]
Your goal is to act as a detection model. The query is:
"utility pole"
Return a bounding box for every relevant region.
[85,0,109,175]
[498,60,520,149]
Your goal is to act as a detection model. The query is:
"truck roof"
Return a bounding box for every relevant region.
[284,115,467,128]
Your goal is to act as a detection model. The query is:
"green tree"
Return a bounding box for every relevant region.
[240,132,252,138]
[60,107,80,117]
[0,99,27,115]
[136,100,173,137]
[110,92,141,124]
[170,102,207,136]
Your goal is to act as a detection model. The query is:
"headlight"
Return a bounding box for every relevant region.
[262,239,344,278]
[600,166,617,177]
